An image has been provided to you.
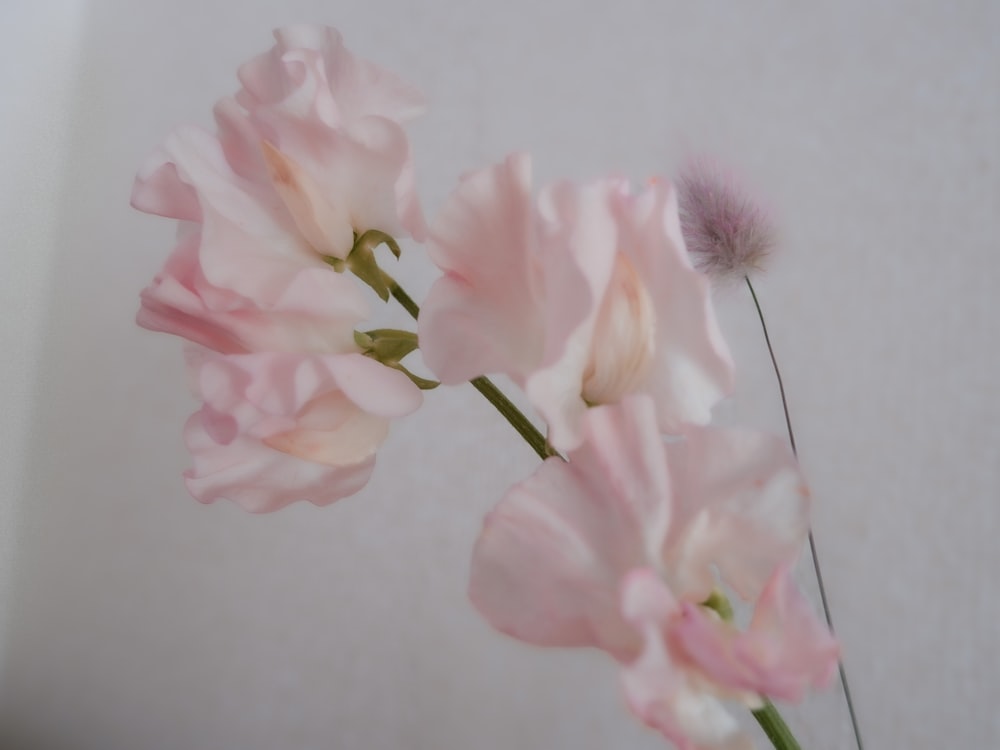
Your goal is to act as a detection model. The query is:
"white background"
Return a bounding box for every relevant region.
[1,1,997,748]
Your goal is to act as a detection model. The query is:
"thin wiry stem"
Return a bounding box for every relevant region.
[745,276,865,750]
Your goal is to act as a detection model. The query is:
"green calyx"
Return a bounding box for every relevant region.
[702,589,735,622]
[353,328,438,390]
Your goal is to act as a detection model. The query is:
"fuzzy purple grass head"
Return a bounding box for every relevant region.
[677,159,775,283]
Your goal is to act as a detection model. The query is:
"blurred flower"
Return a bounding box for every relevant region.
[678,160,775,282]
[469,396,836,748]
[419,153,734,451]
[183,349,422,512]
[621,566,837,750]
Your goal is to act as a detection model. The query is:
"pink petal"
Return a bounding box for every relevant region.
[131,149,202,221]
[238,26,424,128]
[663,427,811,601]
[323,117,421,242]
[420,153,547,383]
[620,570,754,750]
[213,97,272,184]
[672,565,839,702]
[232,26,426,242]
[324,354,425,418]
[421,160,732,452]
[136,24,426,339]
[137,231,369,355]
[183,351,420,512]
[265,398,390,467]
[524,179,619,451]
[615,180,734,431]
[261,141,354,259]
[469,396,672,658]
[136,235,246,354]
[184,411,376,512]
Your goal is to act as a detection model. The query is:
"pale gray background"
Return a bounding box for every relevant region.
[1,1,997,748]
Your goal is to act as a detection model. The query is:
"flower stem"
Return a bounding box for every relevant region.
[379,271,551,461]
[745,276,865,750]
[469,376,552,461]
[752,700,801,750]
[384,271,421,320]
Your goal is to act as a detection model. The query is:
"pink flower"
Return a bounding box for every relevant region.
[621,567,838,750]
[469,396,836,747]
[419,153,733,451]
[184,349,423,512]
[132,25,426,350]
[134,27,430,511]
[620,571,753,750]
[669,565,839,704]
[137,227,368,355]
[222,24,426,255]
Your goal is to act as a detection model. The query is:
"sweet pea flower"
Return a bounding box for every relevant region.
[222,24,427,257]
[419,153,733,451]
[132,25,426,350]
[184,349,423,512]
[133,128,369,353]
[469,395,837,748]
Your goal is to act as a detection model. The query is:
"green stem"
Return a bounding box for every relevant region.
[379,271,551,461]
[384,271,421,320]
[469,377,552,461]
[752,700,801,750]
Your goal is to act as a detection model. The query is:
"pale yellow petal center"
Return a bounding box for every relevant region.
[261,141,354,259]
[582,253,656,405]
[264,391,388,467]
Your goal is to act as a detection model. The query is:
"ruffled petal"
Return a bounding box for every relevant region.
[237,26,424,127]
[184,412,376,512]
[261,141,355,259]
[233,26,426,242]
[183,351,420,512]
[614,180,734,431]
[469,396,672,658]
[524,179,618,451]
[620,570,754,750]
[673,566,839,702]
[131,148,202,221]
[137,230,369,355]
[663,427,811,601]
[420,153,546,383]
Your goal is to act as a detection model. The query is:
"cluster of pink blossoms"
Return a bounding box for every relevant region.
[135,25,838,750]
